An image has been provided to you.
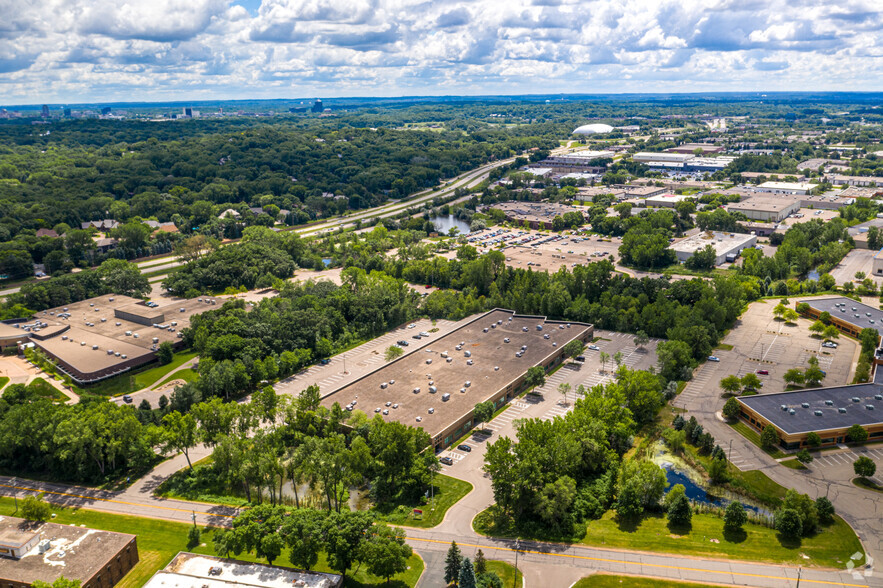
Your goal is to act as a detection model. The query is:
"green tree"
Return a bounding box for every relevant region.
[281,509,325,570]
[187,525,201,549]
[740,373,762,392]
[473,401,494,429]
[760,425,779,450]
[97,258,150,297]
[775,508,803,539]
[815,497,835,524]
[384,345,404,362]
[822,325,840,341]
[662,428,686,452]
[719,375,742,396]
[459,557,477,588]
[525,366,545,388]
[633,331,650,349]
[854,456,876,478]
[805,432,821,448]
[558,382,571,405]
[474,549,487,575]
[535,475,577,526]
[31,578,81,588]
[324,511,374,577]
[722,397,741,420]
[20,493,51,522]
[656,340,695,381]
[783,368,805,386]
[847,424,869,444]
[808,320,826,337]
[161,411,198,470]
[796,449,813,465]
[599,351,610,373]
[708,457,728,483]
[562,339,585,360]
[723,502,747,533]
[684,245,716,271]
[157,341,174,365]
[782,308,799,323]
[445,542,463,585]
[666,493,692,527]
[361,524,412,584]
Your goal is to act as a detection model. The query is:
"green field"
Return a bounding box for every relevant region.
[0,497,423,588]
[728,421,787,459]
[0,376,9,391]
[780,458,808,470]
[573,575,720,587]
[77,350,197,396]
[474,507,862,569]
[376,474,473,528]
[853,477,883,494]
[156,367,198,388]
[486,560,523,587]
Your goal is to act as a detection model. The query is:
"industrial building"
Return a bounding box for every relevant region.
[644,193,695,208]
[726,196,802,222]
[665,143,724,154]
[827,174,882,187]
[320,309,593,450]
[670,231,757,265]
[632,152,694,164]
[10,293,221,385]
[848,219,883,249]
[0,516,138,588]
[535,150,615,173]
[737,384,883,449]
[796,297,883,342]
[489,202,583,230]
[143,553,342,588]
[874,249,883,278]
[755,181,815,196]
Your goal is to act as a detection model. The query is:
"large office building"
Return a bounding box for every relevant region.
[489,201,583,230]
[737,384,883,449]
[535,149,615,173]
[726,196,802,222]
[321,309,593,450]
[144,553,342,588]
[796,297,883,343]
[0,516,138,588]
[670,231,757,265]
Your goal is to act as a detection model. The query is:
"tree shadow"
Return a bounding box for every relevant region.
[723,526,747,544]
[667,520,693,536]
[776,533,803,550]
[616,515,641,533]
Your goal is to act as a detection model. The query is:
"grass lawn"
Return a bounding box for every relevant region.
[573,575,719,587]
[0,376,8,391]
[0,496,423,588]
[77,350,197,396]
[156,367,198,388]
[728,421,787,459]
[370,474,473,529]
[486,560,522,587]
[780,459,808,470]
[26,378,68,402]
[474,507,862,569]
[853,477,883,494]
[715,344,734,351]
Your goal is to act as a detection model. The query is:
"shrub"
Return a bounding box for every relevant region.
[724,501,747,532]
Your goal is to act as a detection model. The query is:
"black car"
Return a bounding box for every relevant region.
[123,395,133,404]
[412,334,422,340]
[397,340,409,346]
[439,456,454,465]
[457,444,472,452]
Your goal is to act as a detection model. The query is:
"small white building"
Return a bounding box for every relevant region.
[632,152,694,164]
[671,231,757,265]
[645,193,694,208]
[756,181,815,196]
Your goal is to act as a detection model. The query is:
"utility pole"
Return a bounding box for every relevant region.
[728,438,733,461]
[796,565,802,587]
[513,539,520,588]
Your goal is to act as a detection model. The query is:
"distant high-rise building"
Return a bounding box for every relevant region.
[63,108,71,117]
[183,107,192,118]
[311,99,324,113]
[101,107,111,115]
[41,104,49,118]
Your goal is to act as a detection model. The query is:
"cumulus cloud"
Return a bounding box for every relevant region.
[1,0,882,103]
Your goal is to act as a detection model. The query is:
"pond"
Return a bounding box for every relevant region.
[321,257,332,267]
[432,214,471,235]
[661,463,767,516]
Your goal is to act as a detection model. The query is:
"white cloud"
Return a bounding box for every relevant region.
[1,0,882,103]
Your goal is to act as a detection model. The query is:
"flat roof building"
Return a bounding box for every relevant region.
[737,384,883,450]
[797,297,883,342]
[644,193,694,208]
[489,202,583,230]
[756,181,815,196]
[144,553,342,588]
[670,231,757,265]
[726,196,802,222]
[0,516,138,588]
[632,152,694,164]
[828,174,882,187]
[320,309,592,450]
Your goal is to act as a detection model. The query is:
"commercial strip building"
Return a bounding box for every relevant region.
[755,181,815,196]
[670,231,757,265]
[726,196,801,222]
[736,384,883,449]
[0,516,138,588]
[144,553,342,588]
[10,293,221,384]
[488,201,583,230]
[320,309,593,451]
[796,296,883,343]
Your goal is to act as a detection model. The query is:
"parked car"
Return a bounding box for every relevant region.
[756,369,769,375]
[123,395,133,404]
[397,340,409,346]
[319,358,331,365]
[408,323,417,329]
[822,341,837,348]
[439,456,454,465]
[457,444,472,452]
[707,356,720,362]
[587,345,600,351]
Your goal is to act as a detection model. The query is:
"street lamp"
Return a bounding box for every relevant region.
[513,539,520,588]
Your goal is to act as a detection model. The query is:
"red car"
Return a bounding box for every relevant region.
[425,285,432,289]
[756,369,769,375]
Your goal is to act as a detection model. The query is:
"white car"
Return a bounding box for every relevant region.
[822,341,838,348]
[408,323,417,329]
[707,356,720,362]
[588,344,600,351]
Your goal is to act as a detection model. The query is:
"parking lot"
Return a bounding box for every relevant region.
[681,298,857,405]
[830,248,883,286]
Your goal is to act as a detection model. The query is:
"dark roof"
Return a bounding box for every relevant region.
[800,296,883,338]
[738,383,883,435]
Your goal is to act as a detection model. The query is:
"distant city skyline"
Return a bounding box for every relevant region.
[2,0,882,104]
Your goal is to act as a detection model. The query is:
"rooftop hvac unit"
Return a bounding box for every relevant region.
[429,386,437,393]
[426,359,432,364]
[109,298,114,302]
[81,341,86,346]
[465,381,471,387]
[825,400,834,406]
[839,407,847,413]
[814,410,823,416]
[464,351,471,357]
[92,345,98,350]
[121,354,127,359]
[867,405,875,410]
[152,337,159,343]
[801,403,810,408]
[781,405,788,411]
[789,409,796,414]
[494,366,500,371]
[114,352,120,357]
[413,387,420,394]
[460,388,466,393]
[115,322,121,326]
[442,393,450,401]
[852,397,861,402]
[62,335,68,341]
[107,349,113,355]
[100,318,106,322]
[133,333,139,338]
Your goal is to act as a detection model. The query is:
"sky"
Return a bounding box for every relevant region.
[2,0,883,104]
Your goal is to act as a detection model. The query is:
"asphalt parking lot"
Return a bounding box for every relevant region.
[830,248,883,285]
[681,298,857,406]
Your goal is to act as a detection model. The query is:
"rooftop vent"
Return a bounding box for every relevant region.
[852,397,861,403]
[92,345,98,350]
[814,410,823,416]
[789,409,796,414]
[801,403,810,408]
[839,407,847,413]
[825,400,834,406]
[867,405,875,410]
[781,404,788,411]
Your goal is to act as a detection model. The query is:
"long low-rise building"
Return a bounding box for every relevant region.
[144,553,342,588]
[755,181,815,196]
[320,309,593,450]
[737,384,883,449]
[489,201,583,230]
[670,231,757,265]
[796,296,883,343]
[726,196,801,222]
[0,516,138,588]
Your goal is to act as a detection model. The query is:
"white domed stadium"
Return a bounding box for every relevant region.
[572,123,614,135]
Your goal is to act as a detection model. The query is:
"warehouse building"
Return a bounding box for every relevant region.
[536,149,615,173]
[143,553,342,588]
[0,516,138,588]
[726,196,802,222]
[320,309,593,451]
[796,297,883,343]
[755,181,815,196]
[644,193,695,208]
[737,384,883,449]
[489,202,583,230]
[670,231,757,265]
[632,152,694,164]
